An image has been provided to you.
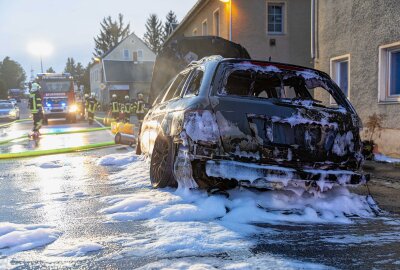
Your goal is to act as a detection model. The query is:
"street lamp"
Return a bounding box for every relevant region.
[220,0,232,41]
[27,41,53,73]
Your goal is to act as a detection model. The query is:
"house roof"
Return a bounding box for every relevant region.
[100,32,153,59]
[103,60,154,83]
[165,0,210,44]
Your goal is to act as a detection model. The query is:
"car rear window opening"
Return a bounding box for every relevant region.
[218,62,344,109]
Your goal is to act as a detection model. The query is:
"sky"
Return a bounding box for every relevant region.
[0,0,197,79]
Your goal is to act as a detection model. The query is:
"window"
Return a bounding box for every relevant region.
[123,49,129,60]
[378,42,400,102]
[184,69,204,97]
[138,50,143,60]
[330,55,350,99]
[389,51,400,96]
[193,28,198,36]
[213,9,220,36]
[267,3,284,34]
[163,71,191,102]
[202,20,208,35]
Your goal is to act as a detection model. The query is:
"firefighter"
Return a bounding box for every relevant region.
[28,83,43,136]
[110,94,120,122]
[133,93,149,122]
[122,95,133,123]
[82,93,89,120]
[86,93,98,125]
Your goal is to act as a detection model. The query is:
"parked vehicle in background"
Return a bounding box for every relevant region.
[138,37,368,192]
[8,98,17,106]
[0,101,20,121]
[35,73,79,124]
[7,89,23,102]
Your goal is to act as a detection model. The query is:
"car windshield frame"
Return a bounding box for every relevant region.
[211,60,354,112]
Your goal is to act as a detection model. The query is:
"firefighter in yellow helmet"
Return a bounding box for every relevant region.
[110,94,120,122]
[28,82,43,136]
[132,93,149,122]
[122,95,133,123]
[86,92,99,125]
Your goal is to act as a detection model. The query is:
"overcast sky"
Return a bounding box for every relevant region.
[0,0,197,79]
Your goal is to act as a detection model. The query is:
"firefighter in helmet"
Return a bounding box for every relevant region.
[86,93,99,125]
[82,93,89,120]
[110,94,120,122]
[122,95,133,123]
[28,82,43,135]
[133,93,149,122]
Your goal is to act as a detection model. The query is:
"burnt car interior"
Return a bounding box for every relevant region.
[220,68,341,109]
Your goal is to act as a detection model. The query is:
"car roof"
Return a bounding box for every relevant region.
[196,57,329,78]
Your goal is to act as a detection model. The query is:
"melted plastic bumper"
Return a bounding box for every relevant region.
[205,160,369,190]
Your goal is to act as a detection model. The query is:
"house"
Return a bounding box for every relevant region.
[90,32,156,105]
[313,0,400,157]
[166,0,312,67]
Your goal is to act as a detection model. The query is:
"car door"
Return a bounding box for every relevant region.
[140,70,192,154]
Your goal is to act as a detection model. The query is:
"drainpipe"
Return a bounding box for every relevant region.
[311,0,316,63]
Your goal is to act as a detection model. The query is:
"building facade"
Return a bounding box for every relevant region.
[90,32,156,105]
[314,0,400,156]
[167,0,312,67]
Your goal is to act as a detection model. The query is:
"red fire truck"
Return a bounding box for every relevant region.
[35,73,79,124]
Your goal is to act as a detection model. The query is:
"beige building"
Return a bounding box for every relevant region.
[90,32,156,105]
[166,0,312,67]
[313,0,400,157]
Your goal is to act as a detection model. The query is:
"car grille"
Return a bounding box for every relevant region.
[51,109,63,112]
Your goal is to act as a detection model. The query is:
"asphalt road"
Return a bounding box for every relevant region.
[0,102,399,269]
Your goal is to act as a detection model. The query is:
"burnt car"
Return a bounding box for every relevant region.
[138,37,368,192]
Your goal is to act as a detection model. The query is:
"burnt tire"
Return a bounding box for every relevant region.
[150,135,177,188]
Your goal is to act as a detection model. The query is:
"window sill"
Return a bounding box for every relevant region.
[378,100,400,105]
[267,32,285,36]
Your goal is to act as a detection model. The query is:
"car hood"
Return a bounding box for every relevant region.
[149,36,251,104]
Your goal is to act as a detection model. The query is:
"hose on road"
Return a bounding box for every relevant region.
[0,119,31,128]
[0,127,110,145]
[0,141,115,159]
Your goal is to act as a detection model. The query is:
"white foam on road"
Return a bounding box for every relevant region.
[97,153,377,264]
[45,242,104,257]
[96,152,139,166]
[0,223,61,255]
[374,154,400,164]
[138,255,333,270]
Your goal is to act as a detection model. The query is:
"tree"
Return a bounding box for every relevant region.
[93,13,130,57]
[143,14,163,54]
[64,57,76,75]
[163,11,178,42]
[46,67,55,73]
[63,57,87,89]
[81,63,92,94]
[0,57,26,98]
[0,80,6,99]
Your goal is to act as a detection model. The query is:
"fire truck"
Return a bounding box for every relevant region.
[35,73,79,124]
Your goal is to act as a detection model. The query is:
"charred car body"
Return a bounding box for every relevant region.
[138,37,368,192]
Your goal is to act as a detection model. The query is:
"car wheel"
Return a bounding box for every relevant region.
[150,135,177,188]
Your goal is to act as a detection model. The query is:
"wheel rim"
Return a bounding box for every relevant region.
[151,139,169,185]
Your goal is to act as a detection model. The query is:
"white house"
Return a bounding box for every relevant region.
[90,32,156,105]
